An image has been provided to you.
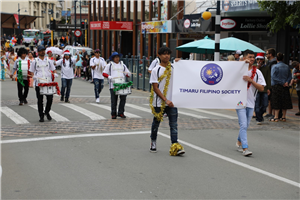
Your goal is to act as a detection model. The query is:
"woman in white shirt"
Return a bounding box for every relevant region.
[55,50,79,103]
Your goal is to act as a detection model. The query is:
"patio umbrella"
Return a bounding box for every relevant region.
[176,36,215,54]
[196,37,265,53]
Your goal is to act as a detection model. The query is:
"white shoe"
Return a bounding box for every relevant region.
[257,121,262,125]
[242,149,252,156]
[163,113,168,118]
[96,98,100,103]
[236,142,243,152]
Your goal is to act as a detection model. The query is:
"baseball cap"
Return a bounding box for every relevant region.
[235,50,242,55]
[37,45,46,52]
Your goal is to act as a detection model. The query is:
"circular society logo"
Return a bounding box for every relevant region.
[200,63,223,85]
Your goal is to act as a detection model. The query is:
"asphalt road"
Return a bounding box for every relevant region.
[1,74,299,199]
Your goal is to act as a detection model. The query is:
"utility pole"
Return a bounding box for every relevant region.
[18,3,20,36]
[74,0,77,45]
[80,0,82,45]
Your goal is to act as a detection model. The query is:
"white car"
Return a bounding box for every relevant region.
[63,46,93,57]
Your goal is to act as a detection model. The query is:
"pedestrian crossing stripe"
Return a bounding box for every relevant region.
[131,104,208,119]
[1,103,240,125]
[88,103,142,118]
[187,108,238,119]
[0,106,29,124]
[143,104,237,119]
[29,105,70,122]
[60,104,106,120]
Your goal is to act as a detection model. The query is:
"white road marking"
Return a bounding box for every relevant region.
[54,94,147,99]
[187,108,238,119]
[88,103,141,118]
[60,104,105,120]
[1,131,150,144]
[1,130,298,188]
[29,105,69,122]
[140,104,207,119]
[126,104,152,113]
[158,132,300,189]
[0,107,29,124]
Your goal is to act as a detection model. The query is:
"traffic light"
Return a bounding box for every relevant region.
[81,21,85,30]
[50,19,56,30]
[85,22,88,30]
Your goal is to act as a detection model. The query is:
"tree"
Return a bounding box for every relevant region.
[258,1,300,33]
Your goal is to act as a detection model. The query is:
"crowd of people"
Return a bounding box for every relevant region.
[1,37,299,157]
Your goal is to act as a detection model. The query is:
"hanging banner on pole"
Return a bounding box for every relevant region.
[14,14,19,25]
[172,60,248,109]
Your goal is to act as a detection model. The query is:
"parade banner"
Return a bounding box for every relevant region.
[172,60,248,109]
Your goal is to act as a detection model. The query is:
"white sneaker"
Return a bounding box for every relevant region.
[236,142,243,152]
[150,141,157,153]
[163,113,168,118]
[257,121,262,125]
[96,98,100,103]
[242,149,252,156]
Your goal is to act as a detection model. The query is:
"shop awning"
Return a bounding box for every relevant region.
[1,12,43,29]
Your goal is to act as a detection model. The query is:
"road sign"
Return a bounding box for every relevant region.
[74,29,82,37]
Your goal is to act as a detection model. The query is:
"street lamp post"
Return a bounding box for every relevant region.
[74,0,78,44]
[202,0,221,61]
[18,3,20,36]
[80,0,82,45]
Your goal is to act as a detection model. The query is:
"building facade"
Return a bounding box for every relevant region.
[0,0,65,33]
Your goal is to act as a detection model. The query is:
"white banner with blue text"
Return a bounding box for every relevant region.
[172,60,248,109]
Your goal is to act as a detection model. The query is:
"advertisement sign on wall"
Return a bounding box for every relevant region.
[141,21,172,33]
[173,14,212,33]
[222,0,259,12]
[212,17,271,31]
[90,21,133,31]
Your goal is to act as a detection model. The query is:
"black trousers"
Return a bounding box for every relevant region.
[110,89,126,116]
[35,86,53,118]
[17,80,29,102]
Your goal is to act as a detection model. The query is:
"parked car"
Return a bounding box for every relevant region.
[63,46,93,57]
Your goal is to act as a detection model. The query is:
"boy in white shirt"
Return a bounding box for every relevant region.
[103,52,131,119]
[149,47,185,156]
[90,49,107,103]
[236,50,266,156]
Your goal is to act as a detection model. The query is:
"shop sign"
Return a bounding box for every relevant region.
[220,19,236,29]
[213,17,271,31]
[173,14,212,33]
[141,21,172,33]
[222,0,259,12]
[90,21,133,31]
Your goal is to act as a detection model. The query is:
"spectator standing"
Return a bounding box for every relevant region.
[74,51,83,78]
[290,61,300,116]
[254,53,271,125]
[265,48,277,118]
[234,50,242,61]
[270,52,293,122]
